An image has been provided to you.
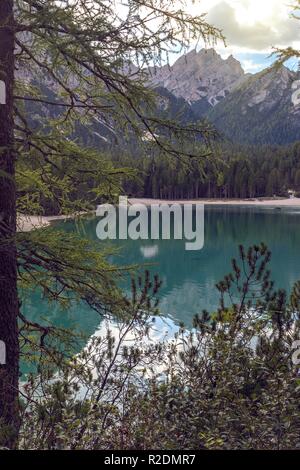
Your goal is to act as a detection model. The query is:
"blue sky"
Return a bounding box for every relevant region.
[233,52,299,73]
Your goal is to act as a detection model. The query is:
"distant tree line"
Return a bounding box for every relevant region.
[115,141,300,200]
[21,140,300,217]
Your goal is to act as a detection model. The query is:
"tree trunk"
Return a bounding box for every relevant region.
[0,0,19,448]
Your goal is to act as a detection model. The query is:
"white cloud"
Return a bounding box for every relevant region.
[186,0,300,54]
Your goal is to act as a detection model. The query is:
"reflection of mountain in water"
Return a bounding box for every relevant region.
[24,206,300,338]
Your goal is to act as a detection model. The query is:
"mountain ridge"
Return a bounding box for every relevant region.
[149,48,249,107]
[148,48,300,145]
[18,47,300,147]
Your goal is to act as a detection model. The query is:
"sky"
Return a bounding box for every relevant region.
[182,0,300,72]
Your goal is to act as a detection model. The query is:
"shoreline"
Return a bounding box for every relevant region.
[18,197,300,232]
[128,197,300,207]
[17,212,89,232]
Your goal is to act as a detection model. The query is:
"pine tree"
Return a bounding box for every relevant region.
[0,0,20,448]
[0,0,223,447]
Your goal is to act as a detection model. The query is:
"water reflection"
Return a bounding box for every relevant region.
[23,205,300,338]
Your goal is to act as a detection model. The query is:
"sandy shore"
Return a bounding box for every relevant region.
[17,213,88,232]
[129,197,300,207]
[17,197,300,232]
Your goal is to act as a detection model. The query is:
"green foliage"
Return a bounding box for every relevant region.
[13,0,223,366]
[15,0,222,219]
[15,245,300,450]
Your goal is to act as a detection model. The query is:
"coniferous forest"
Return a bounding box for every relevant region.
[117,142,300,200]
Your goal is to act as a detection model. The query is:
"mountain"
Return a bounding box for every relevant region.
[208,66,300,145]
[149,48,248,115]
[19,47,300,147]
[149,49,300,145]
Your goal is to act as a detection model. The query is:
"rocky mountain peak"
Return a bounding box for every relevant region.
[149,48,247,106]
[225,54,244,74]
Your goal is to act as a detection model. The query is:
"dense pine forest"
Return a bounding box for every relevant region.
[22,139,300,217]
[114,142,300,200]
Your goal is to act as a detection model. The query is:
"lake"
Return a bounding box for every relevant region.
[21,205,300,354]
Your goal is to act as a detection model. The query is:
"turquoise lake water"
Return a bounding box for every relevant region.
[22,205,300,350]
